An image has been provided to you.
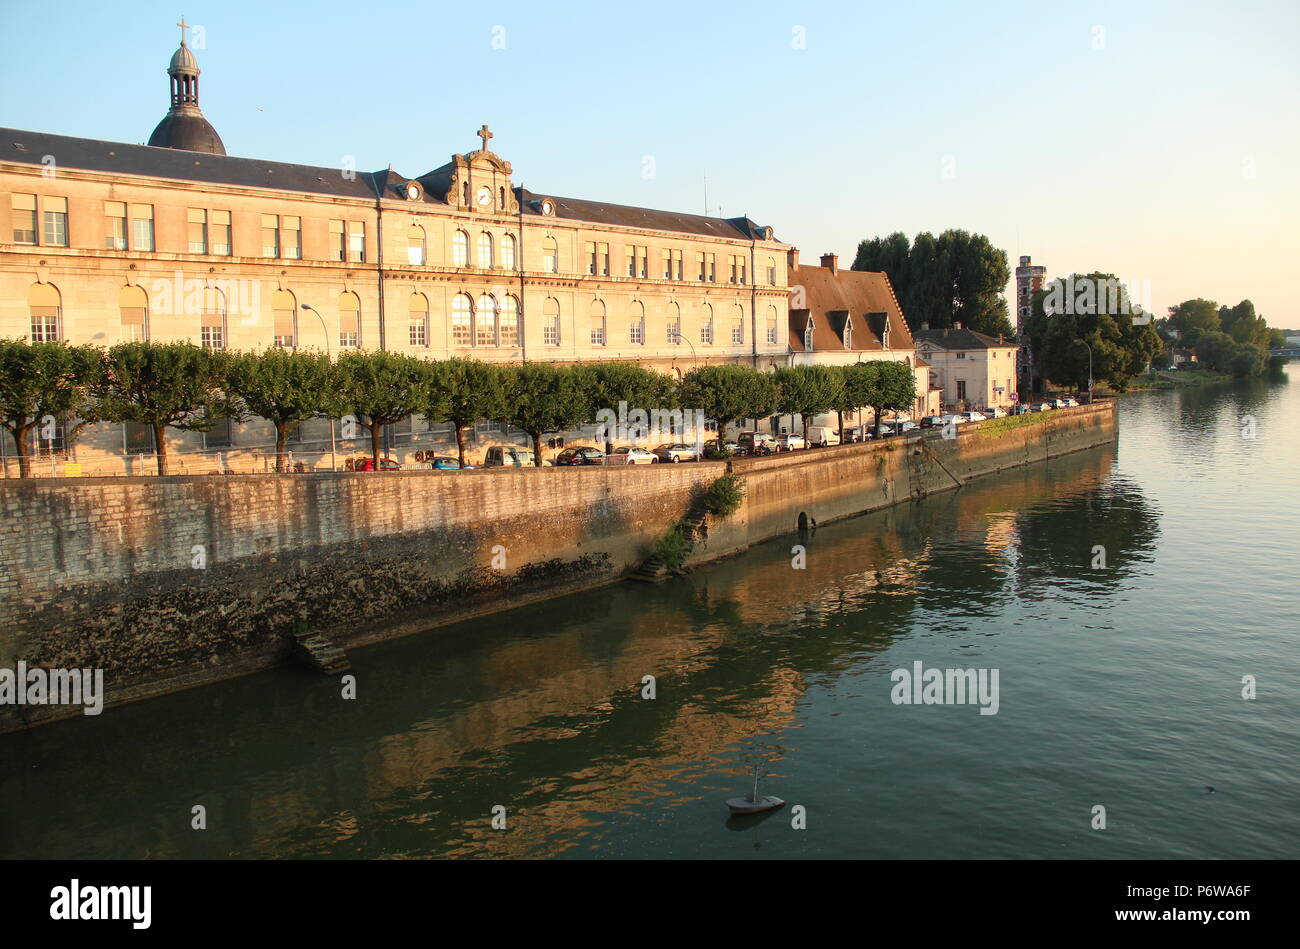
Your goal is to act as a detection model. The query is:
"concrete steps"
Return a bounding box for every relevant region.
[629,510,708,583]
[291,631,351,675]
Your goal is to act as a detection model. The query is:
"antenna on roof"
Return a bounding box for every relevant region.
[703,170,708,217]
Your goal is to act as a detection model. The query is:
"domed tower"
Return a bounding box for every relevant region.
[147,18,226,155]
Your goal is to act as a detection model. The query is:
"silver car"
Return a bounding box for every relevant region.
[652,443,699,463]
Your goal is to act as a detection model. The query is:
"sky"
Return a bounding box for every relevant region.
[2,0,1297,327]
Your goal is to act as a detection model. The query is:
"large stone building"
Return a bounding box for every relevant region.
[913,325,1020,412]
[1,29,794,474]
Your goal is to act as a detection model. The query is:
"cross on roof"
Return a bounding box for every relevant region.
[477,124,493,152]
[178,15,190,46]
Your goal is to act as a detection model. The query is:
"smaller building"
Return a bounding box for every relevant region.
[914,324,1020,412]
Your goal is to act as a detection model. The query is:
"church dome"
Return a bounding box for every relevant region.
[148,111,225,155]
[168,44,199,75]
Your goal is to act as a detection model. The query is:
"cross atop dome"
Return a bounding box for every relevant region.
[177,15,190,47]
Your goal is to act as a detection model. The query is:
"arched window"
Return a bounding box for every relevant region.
[543,297,560,346]
[700,303,713,345]
[667,301,681,345]
[499,186,506,209]
[339,292,360,349]
[407,225,426,266]
[542,236,558,273]
[500,295,519,347]
[272,289,297,348]
[590,299,606,346]
[119,285,148,342]
[476,294,498,346]
[766,305,778,345]
[27,283,61,342]
[630,301,645,345]
[731,304,744,345]
[478,232,494,269]
[843,315,853,349]
[766,258,777,284]
[462,181,469,206]
[501,233,517,269]
[452,230,469,267]
[804,316,814,351]
[451,293,473,346]
[409,293,429,348]
[201,287,226,349]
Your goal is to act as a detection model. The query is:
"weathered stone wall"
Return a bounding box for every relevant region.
[0,402,1115,729]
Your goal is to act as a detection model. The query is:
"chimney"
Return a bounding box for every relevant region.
[820,253,838,274]
[1019,255,1031,266]
[788,247,800,270]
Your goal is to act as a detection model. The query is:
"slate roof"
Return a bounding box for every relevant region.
[787,264,917,353]
[913,327,1015,350]
[0,126,780,241]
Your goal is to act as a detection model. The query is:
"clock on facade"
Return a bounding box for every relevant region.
[477,186,492,206]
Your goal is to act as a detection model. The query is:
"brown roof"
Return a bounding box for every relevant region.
[517,188,770,241]
[787,264,917,352]
[913,327,1016,350]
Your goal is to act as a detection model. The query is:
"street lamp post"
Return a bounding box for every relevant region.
[1079,338,1093,402]
[301,304,337,472]
[669,330,707,448]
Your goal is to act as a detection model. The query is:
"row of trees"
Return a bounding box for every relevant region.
[1,339,915,477]
[1021,273,1164,392]
[1159,298,1281,378]
[851,229,1015,338]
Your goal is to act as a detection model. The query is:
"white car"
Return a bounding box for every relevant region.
[983,406,1007,418]
[777,433,807,450]
[1032,402,1054,412]
[607,446,657,465]
[652,443,699,463]
[1063,398,1080,407]
[957,411,986,423]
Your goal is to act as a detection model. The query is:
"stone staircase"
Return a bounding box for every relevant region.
[290,630,352,675]
[628,510,708,583]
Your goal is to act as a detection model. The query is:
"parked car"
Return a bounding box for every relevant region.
[702,438,741,455]
[805,425,841,447]
[1063,397,1080,407]
[555,446,606,466]
[652,443,699,463]
[352,457,401,471]
[1009,404,1033,416]
[483,446,547,468]
[737,431,778,455]
[427,456,470,470]
[940,414,968,428]
[777,433,807,450]
[607,446,658,465]
[918,415,945,429]
[956,411,986,424]
[879,420,918,437]
[1050,399,1069,409]
[1032,402,1054,412]
[983,406,1007,419]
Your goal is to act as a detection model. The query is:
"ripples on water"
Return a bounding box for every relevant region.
[1,376,1297,859]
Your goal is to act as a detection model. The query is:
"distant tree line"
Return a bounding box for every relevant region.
[1158,298,1283,377]
[0,340,915,477]
[851,230,1015,339]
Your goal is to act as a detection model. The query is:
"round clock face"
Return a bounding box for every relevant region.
[477,187,492,206]
[406,183,420,200]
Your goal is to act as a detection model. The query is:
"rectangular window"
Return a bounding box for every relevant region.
[543,315,560,346]
[767,318,777,345]
[204,416,233,449]
[732,321,744,345]
[121,306,147,342]
[42,196,68,247]
[340,309,360,349]
[201,309,225,350]
[663,249,672,280]
[105,201,127,250]
[599,242,610,276]
[211,210,231,255]
[282,216,301,259]
[627,247,636,277]
[705,253,716,282]
[187,208,208,254]
[956,381,967,401]
[956,352,966,359]
[408,317,427,347]
[700,321,713,345]
[30,419,68,457]
[123,421,155,455]
[630,321,644,345]
[586,241,597,275]
[348,221,365,262]
[590,319,605,346]
[30,308,60,342]
[738,258,746,285]
[767,263,777,284]
[673,249,683,280]
[328,219,346,261]
[667,319,680,344]
[261,214,280,257]
[12,193,37,244]
[130,204,154,251]
[729,256,739,284]
[274,309,295,348]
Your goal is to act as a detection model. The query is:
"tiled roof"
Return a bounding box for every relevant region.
[787,264,917,352]
[913,327,1016,350]
[517,187,769,241]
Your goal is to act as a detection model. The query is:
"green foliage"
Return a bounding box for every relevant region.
[583,361,677,451]
[1166,298,1221,348]
[679,364,777,436]
[93,341,232,475]
[0,338,103,477]
[336,350,433,467]
[226,348,341,471]
[500,363,590,465]
[430,358,507,467]
[853,229,1014,337]
[772,365,842,436]
[977,411,1052,438]
[702,473,746,518]
[653,523,695,572]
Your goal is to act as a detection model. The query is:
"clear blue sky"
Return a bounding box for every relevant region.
[2,0,1297,326]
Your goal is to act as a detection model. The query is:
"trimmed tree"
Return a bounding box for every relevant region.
[429,358,504,469]
[865,361,917,437]
[93,341,231,475]
[678,364,777,441]
[772,365,842,439]
[225,348,342,472]
[0,339,103,478]
[500,363,590,466]
[584,361,677,453]
[336,351,433,469]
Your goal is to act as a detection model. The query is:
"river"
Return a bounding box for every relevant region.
[2,374,1297,859]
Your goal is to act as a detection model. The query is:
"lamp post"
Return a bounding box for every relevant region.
[301,303,337,472]
[1078,338,1093,402]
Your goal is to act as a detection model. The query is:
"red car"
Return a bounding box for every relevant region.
[351,457,402,471]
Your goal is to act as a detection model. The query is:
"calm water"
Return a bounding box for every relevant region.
[3,375,1298,859]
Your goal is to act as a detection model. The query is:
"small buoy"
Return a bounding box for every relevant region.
[726,795,786,815]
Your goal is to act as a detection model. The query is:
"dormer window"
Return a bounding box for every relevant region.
[843,316,853,349]
[804,316,814,351]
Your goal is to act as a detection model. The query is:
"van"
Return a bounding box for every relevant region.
[737,432,778,455]
[805,425,841,447]
[483,445,548,467]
